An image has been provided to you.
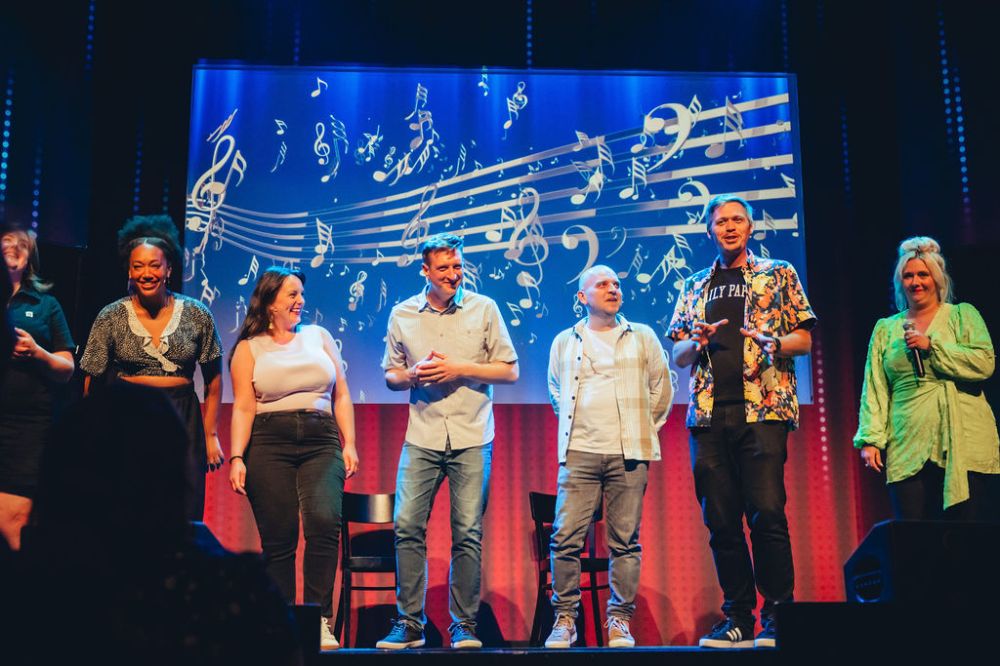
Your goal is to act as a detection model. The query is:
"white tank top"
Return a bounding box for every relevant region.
[247,325,338,414]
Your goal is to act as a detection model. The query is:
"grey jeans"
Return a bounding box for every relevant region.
[549,450,649,619]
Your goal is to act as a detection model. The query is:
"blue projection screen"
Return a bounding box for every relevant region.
[184,65,811,404]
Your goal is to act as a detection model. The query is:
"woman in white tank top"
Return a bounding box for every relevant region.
[227,267,358,651]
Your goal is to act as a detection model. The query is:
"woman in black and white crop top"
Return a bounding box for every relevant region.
[79,215,224,521]
[228,266,357,651]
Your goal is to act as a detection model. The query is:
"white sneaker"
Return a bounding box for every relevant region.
[606,615,636,648]
[544,613,577,648]
[321,617,340,651]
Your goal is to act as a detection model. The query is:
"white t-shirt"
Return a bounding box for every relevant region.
[568,325,623,455]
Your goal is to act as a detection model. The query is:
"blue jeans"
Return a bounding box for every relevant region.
[550,450,649,620]
[690,402,793,624]
[244,410,345,618]
[393,441,492,628]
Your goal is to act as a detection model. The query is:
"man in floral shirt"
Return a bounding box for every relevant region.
[668,194,815,649]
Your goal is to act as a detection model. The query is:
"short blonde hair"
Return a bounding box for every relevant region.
[893,236,952,312]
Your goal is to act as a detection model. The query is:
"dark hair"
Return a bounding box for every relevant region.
[419,233,463,265]
[117,214,182,270]
[229,266,306,362]
[1,226,52,293]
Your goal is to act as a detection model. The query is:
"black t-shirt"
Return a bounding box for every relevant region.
[0,286,75,416]
[705,268,746,404]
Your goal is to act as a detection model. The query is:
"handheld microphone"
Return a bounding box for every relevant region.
[902,321,925,378]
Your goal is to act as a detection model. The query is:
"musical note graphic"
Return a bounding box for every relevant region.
[274,119,287,135]
[199,270,221,307]
[270,140,287,173]
[570,160,606,205]
[348,271,367,311]
[454,143,467,175]
[311,219,334,268]
[371,249,385,266]
[313,308,325,324]
[320,115,349,182]
[188,133,247,259]
[607,226,628,257]
[339,265,351,276]
[753,209,777,240]
[396,182,438,267]
[206,108,238,144]
[405,83,429,121]
[516,271,542,309]
[561,224,600,284]
[377,279,388,312]
[502,189,549,282]
[705,96,745,159]
[506,302,524,327]
[310,77,328,98]
[617,245,645,279]
[230,295,247,333]
[355,125,383,165]
[314,122,331,167]
[502,81,529,139]
[477,66,489,96]
[407,109,434,152]
[780,172,796,193]
[337,317,347,332]
[528,333,537,344]
[573,130,590,152]
[237,255,259,286]
[619,157,648,200]
[630,98,699,172]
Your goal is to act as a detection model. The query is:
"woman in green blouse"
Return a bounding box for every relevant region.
[855,237,999,520]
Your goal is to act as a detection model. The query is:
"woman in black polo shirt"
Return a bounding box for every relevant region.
[0,226,75,550]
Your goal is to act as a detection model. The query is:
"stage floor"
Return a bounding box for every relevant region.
[313,647,779,665]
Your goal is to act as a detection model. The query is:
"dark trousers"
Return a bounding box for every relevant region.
[690,402,794,624]
[245,410,345,618]
[889,461,1000,522]
[160,384,207,522]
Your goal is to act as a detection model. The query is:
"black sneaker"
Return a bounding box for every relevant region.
[699,618,755,648]
[449,622,483,649]
[376,618,426,649]
[754,617,776,648]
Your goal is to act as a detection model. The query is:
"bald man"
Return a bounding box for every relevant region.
[544,265,672,648]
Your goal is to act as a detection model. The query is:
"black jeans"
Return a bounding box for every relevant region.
[889,461,1000,522]
[245,410,345,617]
[690,402,794,624]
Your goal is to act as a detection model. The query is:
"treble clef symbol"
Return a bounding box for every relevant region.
[314,123,331,166]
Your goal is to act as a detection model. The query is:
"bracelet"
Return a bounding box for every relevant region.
[230,455,245,463]
[772,336,782,353]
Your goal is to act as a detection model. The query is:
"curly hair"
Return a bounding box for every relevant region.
[116,215,182,270]
[893,236,953,311]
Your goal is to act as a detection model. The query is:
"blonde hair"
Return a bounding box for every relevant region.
[893,236,952,311]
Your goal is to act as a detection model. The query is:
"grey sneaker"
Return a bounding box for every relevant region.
[544,613,577,648]
[606,615,635,648]
[376,618,426,649]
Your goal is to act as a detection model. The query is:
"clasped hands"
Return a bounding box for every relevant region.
[692,318,780,355]
[409,350,465,386]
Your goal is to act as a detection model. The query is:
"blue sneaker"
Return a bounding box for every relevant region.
[376,618,425,649]
[449,622,483,649]
[699,618,755,648]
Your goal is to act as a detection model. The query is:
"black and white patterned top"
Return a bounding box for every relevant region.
[80,294,223,379]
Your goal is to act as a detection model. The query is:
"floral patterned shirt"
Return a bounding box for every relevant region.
[667,250,816,429]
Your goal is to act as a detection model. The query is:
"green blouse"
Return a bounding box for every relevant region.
[854,303,999,508]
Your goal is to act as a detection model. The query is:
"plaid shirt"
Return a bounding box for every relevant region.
[548,315,673,462]
[667,250,816,429]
